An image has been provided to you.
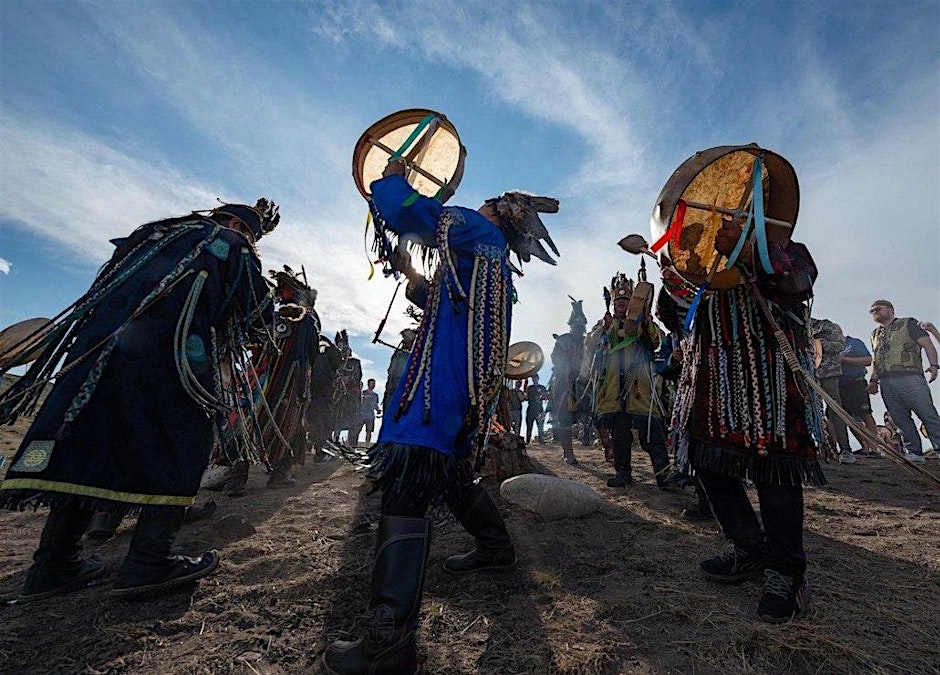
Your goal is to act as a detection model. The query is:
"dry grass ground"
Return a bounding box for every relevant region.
[1,399,938,674]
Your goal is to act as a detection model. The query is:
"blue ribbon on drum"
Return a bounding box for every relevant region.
[683,154,774,332]
[390,115,455,206]
[388,114,437,162]
[725,154,774,274]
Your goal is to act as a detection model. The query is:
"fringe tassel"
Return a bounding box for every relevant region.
[367,442,474,506]
[689,440,826,487]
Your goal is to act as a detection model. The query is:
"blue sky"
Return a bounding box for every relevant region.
[1,0,938,433]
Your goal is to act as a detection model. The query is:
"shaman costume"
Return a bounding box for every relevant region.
[586,273,673,488]
[306,336,345,459]
[330,330,362,440]
[550,296,588,463]
[673,238,825,621]
[259,266,321,486]
[810,317,852,458]
[323,171,559,675]
[0,200,277,601]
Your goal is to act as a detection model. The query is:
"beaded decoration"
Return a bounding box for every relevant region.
[61,226,225,429]
[0,218,275,469]
[672,281,825,458]
[393,208,511,461]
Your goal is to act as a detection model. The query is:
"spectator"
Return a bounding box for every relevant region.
[352,378,382,446]
[868,299,940,462]
[839,335,879,455]
[524,374,548,444]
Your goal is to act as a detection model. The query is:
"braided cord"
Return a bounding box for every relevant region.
[60,226,223,431]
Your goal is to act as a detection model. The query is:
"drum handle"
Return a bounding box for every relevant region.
[369,136,448,189]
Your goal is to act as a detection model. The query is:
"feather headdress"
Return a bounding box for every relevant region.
[608,273,634,301]
[567,295,587,326]
[269,264,317,312]
[485,191,560,265]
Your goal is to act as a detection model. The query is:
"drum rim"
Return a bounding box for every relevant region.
[352,108,467,203]
[649,143,800,290]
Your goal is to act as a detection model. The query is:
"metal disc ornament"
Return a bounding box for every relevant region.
[505,341,544,380]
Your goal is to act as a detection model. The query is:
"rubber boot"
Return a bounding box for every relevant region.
[19,505,105,602]
[443,484,516,574]
[598,427,614,464]
[322,517,431,675]
[558,427,578,465]
[112,508,219,599]
[86,511,125,540]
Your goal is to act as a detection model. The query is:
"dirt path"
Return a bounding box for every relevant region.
[1,419,938,674]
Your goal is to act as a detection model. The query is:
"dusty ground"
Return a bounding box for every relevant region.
[1,404,939,674]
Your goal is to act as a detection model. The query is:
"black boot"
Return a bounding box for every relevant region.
[655,466,685,493]
[86,511,125,540]
[183,501,217,523]
[266,458,296,489]
[443,484,516,574]
[112,508,219,599]
[322,516,431,675]
[608,420,632,486]
[19,505,105,603]
[606,470,633,487]
[558,427,578,465]
[224,460,249,497]
[682,485,714,521]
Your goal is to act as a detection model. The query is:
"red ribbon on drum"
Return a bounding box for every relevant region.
[650,199,686,254]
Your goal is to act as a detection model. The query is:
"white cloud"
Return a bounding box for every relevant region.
[318,2,648,194]
[798,104,940,340]
[0,111,399,338]
[0,116,220,263]
[86,4,355,213]
[0,258,11,274]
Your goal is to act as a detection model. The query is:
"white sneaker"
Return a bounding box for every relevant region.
[838,452,857,464]
[905,452,926,464]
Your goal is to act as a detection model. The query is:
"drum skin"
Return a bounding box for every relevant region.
[352,108,467,204]
[505,341,544,380]
[0,317,53,369]
[650,144,799,290]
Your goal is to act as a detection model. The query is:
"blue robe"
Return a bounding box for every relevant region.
[371,175,513,461]
[0,215,272,513]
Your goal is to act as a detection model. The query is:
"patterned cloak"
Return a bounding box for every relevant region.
[0,215,272,513]
[367,175,512,499]
[673,240,826,487]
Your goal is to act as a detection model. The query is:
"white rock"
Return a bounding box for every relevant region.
[499,473,603,520]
